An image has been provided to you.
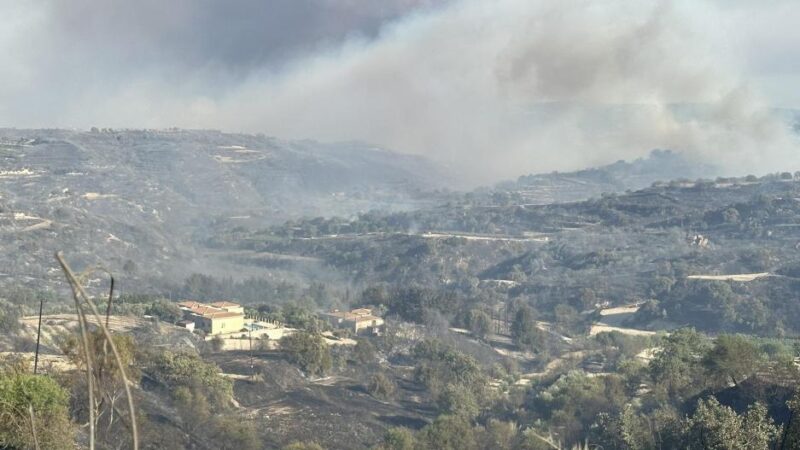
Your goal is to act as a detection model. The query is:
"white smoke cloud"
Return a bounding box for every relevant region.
[1,0,798,183]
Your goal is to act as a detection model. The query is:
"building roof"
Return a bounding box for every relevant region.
[178,300,203,309]
[201,311,243,319]
[324,309,382,323]
[352,315,382,323]
[211,301,241,308]
[187,305,220,316]
[180,300,245,319]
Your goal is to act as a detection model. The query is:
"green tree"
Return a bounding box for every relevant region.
[412,340,486,397]
[649,328,710,401]
[418,414,477,450]
[703,334,763,387]
[145,299,183,322]
[0,367,73,449]
[362,285,390,306]
[650,276,676,298]
[437,383,480,419]
[687,397,779,449]
[699,282,738,325]
[353,338,377,365]
[467,309,491,339]
[594,405,656,450]
[281,305,320,331]
[379,427,415,450]
[741,402,781,449]
[367,372,396,400]
[511,306,543,352]
[687,398,734,447]
[280,331,332,376]
[782,391,800,450]
[531,371,626,445]
[481,419,518,450]
[633,299,665,323]
[209,416,261,450]
[144,350,233,407]
[553,304,581,333]
[173,386,211,434]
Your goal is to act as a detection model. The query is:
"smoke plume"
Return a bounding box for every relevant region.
[1,0,798,183]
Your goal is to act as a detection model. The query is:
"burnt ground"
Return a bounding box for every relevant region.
[209,351,436,449]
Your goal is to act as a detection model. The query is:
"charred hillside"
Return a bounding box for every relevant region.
[0,128,449,290]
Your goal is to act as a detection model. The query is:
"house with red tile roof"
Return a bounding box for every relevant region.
[177,300,245,335]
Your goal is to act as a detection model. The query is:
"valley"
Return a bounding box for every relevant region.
[3,134,800,449]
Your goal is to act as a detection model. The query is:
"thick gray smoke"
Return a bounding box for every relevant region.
[1,0,798,183]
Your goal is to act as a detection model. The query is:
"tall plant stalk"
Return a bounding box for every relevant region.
[56,252,139,450]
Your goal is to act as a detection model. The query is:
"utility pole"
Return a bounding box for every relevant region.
[33,297,44,374]
[105,277,115,328]
[249,328,254,379]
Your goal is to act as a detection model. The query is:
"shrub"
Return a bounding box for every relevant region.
[280,331,332,376]
[0,370,73,449]
[367,372,396,400]
[145,299,183,322]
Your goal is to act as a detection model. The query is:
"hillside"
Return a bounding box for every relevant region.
[219,173,800,336]
[4,150,800,449]
[0,135,727,293]
[0,129,450,289]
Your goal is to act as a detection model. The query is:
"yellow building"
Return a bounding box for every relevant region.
[178,300,246,335]
[211,301,244,315]
[194,311,245,335]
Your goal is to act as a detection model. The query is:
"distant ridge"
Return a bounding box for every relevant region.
[496,149,717,205]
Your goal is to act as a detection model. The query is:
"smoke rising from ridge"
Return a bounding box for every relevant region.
[1,0,798,183]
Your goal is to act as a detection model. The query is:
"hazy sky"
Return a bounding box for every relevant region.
[1,0,798,181]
